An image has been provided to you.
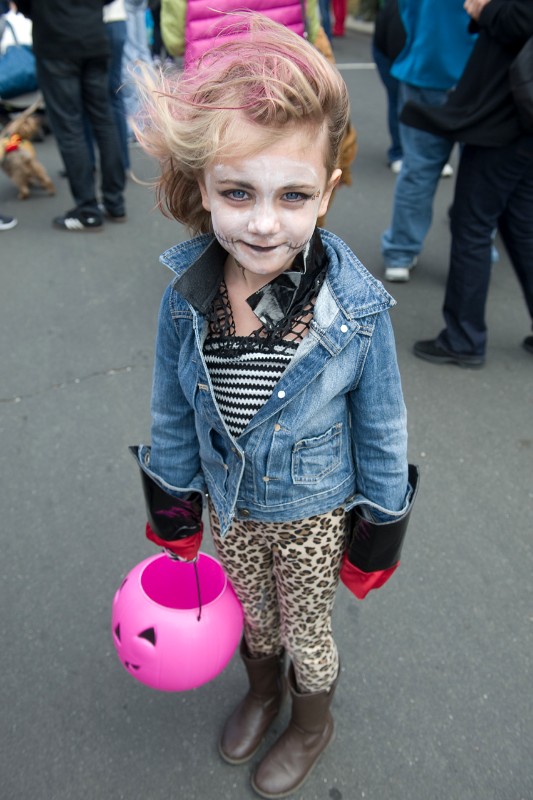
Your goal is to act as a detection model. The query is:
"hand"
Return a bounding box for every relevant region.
[164,547,199,563]
[146,522,203,562]
[340,551,399,600]
[464,0,491,22]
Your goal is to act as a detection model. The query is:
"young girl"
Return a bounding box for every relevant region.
[131,16,416,798]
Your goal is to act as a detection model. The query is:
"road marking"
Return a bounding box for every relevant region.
[336,63,376,70]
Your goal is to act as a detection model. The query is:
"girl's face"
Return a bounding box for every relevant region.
[198,123,341,282]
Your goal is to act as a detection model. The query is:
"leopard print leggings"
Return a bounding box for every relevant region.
[209,505,348,692]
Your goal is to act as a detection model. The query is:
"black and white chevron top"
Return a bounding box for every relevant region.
[203,337,298,437]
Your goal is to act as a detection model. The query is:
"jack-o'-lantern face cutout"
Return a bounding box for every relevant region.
[113,610,158,675]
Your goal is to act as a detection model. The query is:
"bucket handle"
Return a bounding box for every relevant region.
[193,559,202,621]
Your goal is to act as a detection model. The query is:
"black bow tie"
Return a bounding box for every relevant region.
[246,233,327,331]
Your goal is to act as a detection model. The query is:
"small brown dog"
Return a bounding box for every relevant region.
[1,115,55,200]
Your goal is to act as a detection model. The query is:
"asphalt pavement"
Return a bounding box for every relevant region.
[1,29,532,800]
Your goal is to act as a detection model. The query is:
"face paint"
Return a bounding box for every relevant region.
[198,122,341,287]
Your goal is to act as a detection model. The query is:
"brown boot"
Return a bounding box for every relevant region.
[251,664,338,798]
[219,639,285,765]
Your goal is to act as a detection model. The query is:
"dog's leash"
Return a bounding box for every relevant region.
[1,96,44,138]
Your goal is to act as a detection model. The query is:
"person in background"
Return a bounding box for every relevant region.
[401,0,533,366]
[122,0,152,141]
[148,0,165,62]
[103,0,130,171]
[318,0,332,42]
[15,0,126,231]
[331,0,346,37]
[372,0,405,173]
[372,0,456,176]
[380,0,474,282]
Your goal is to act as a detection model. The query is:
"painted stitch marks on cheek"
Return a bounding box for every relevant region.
[213,228,311,254]
[286,236,312,252]
[213,230,239,247]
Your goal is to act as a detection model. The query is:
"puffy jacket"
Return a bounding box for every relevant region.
[161,0,320,62]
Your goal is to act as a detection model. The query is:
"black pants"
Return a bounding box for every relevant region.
[440,136,533,356]
[36,55,125,216]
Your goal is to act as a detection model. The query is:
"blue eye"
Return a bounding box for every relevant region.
[283,192,312,202]
[224,189,249,201]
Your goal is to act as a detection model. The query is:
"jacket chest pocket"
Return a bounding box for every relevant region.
[291,423,343,485]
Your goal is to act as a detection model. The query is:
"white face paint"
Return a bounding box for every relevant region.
[198,123,341,285]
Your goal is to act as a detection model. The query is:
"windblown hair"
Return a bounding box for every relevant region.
[134,14,350,234]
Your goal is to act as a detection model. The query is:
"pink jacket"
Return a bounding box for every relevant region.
[184,1,306,66]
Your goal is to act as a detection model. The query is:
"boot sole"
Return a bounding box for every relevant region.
[250,725,336,799]
[218,737,265,765]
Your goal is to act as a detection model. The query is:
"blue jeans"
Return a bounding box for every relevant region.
[36,55,125,216]
[122,0,152,131]
[381,83,454,268]
[106,20,129,170]
[438,137,533,356]
[318,0,332,42]
[372,44,402,164]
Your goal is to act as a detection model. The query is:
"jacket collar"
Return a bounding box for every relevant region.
[159,229,395,320]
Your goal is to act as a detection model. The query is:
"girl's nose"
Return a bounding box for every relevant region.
[247,201,281,236]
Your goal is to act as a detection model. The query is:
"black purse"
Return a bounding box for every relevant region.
[509,37,533,131]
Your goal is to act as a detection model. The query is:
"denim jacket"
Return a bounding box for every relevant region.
[134,229,410,537]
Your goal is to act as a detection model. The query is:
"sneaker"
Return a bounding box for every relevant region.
[389,159,403,174]
[0,213,17,231]
[440,163,454,178]
[523,336,533,355]
[53,208,103,232]
[384,256,418,283]
[413,338,485,368]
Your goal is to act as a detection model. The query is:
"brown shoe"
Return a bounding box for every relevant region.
[219,640,285,765]
[251,664,338,798]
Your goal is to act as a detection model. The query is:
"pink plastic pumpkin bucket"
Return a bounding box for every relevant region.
[111,553,243,691]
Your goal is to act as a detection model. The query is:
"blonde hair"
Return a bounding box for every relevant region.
[134,14,351,234]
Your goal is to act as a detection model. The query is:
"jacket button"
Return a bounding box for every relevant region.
[240,508,250,517]
[340,324,348,333]
[277,390,286,399]
[274,423,281,432]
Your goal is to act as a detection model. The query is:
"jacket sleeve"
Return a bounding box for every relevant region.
[476,0,533,46]
[147,283,205,493]
[161,0,186,56]
[305,0,321,46]
[348,310,410,521]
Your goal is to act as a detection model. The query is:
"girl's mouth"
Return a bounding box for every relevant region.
[244,243,280,252]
